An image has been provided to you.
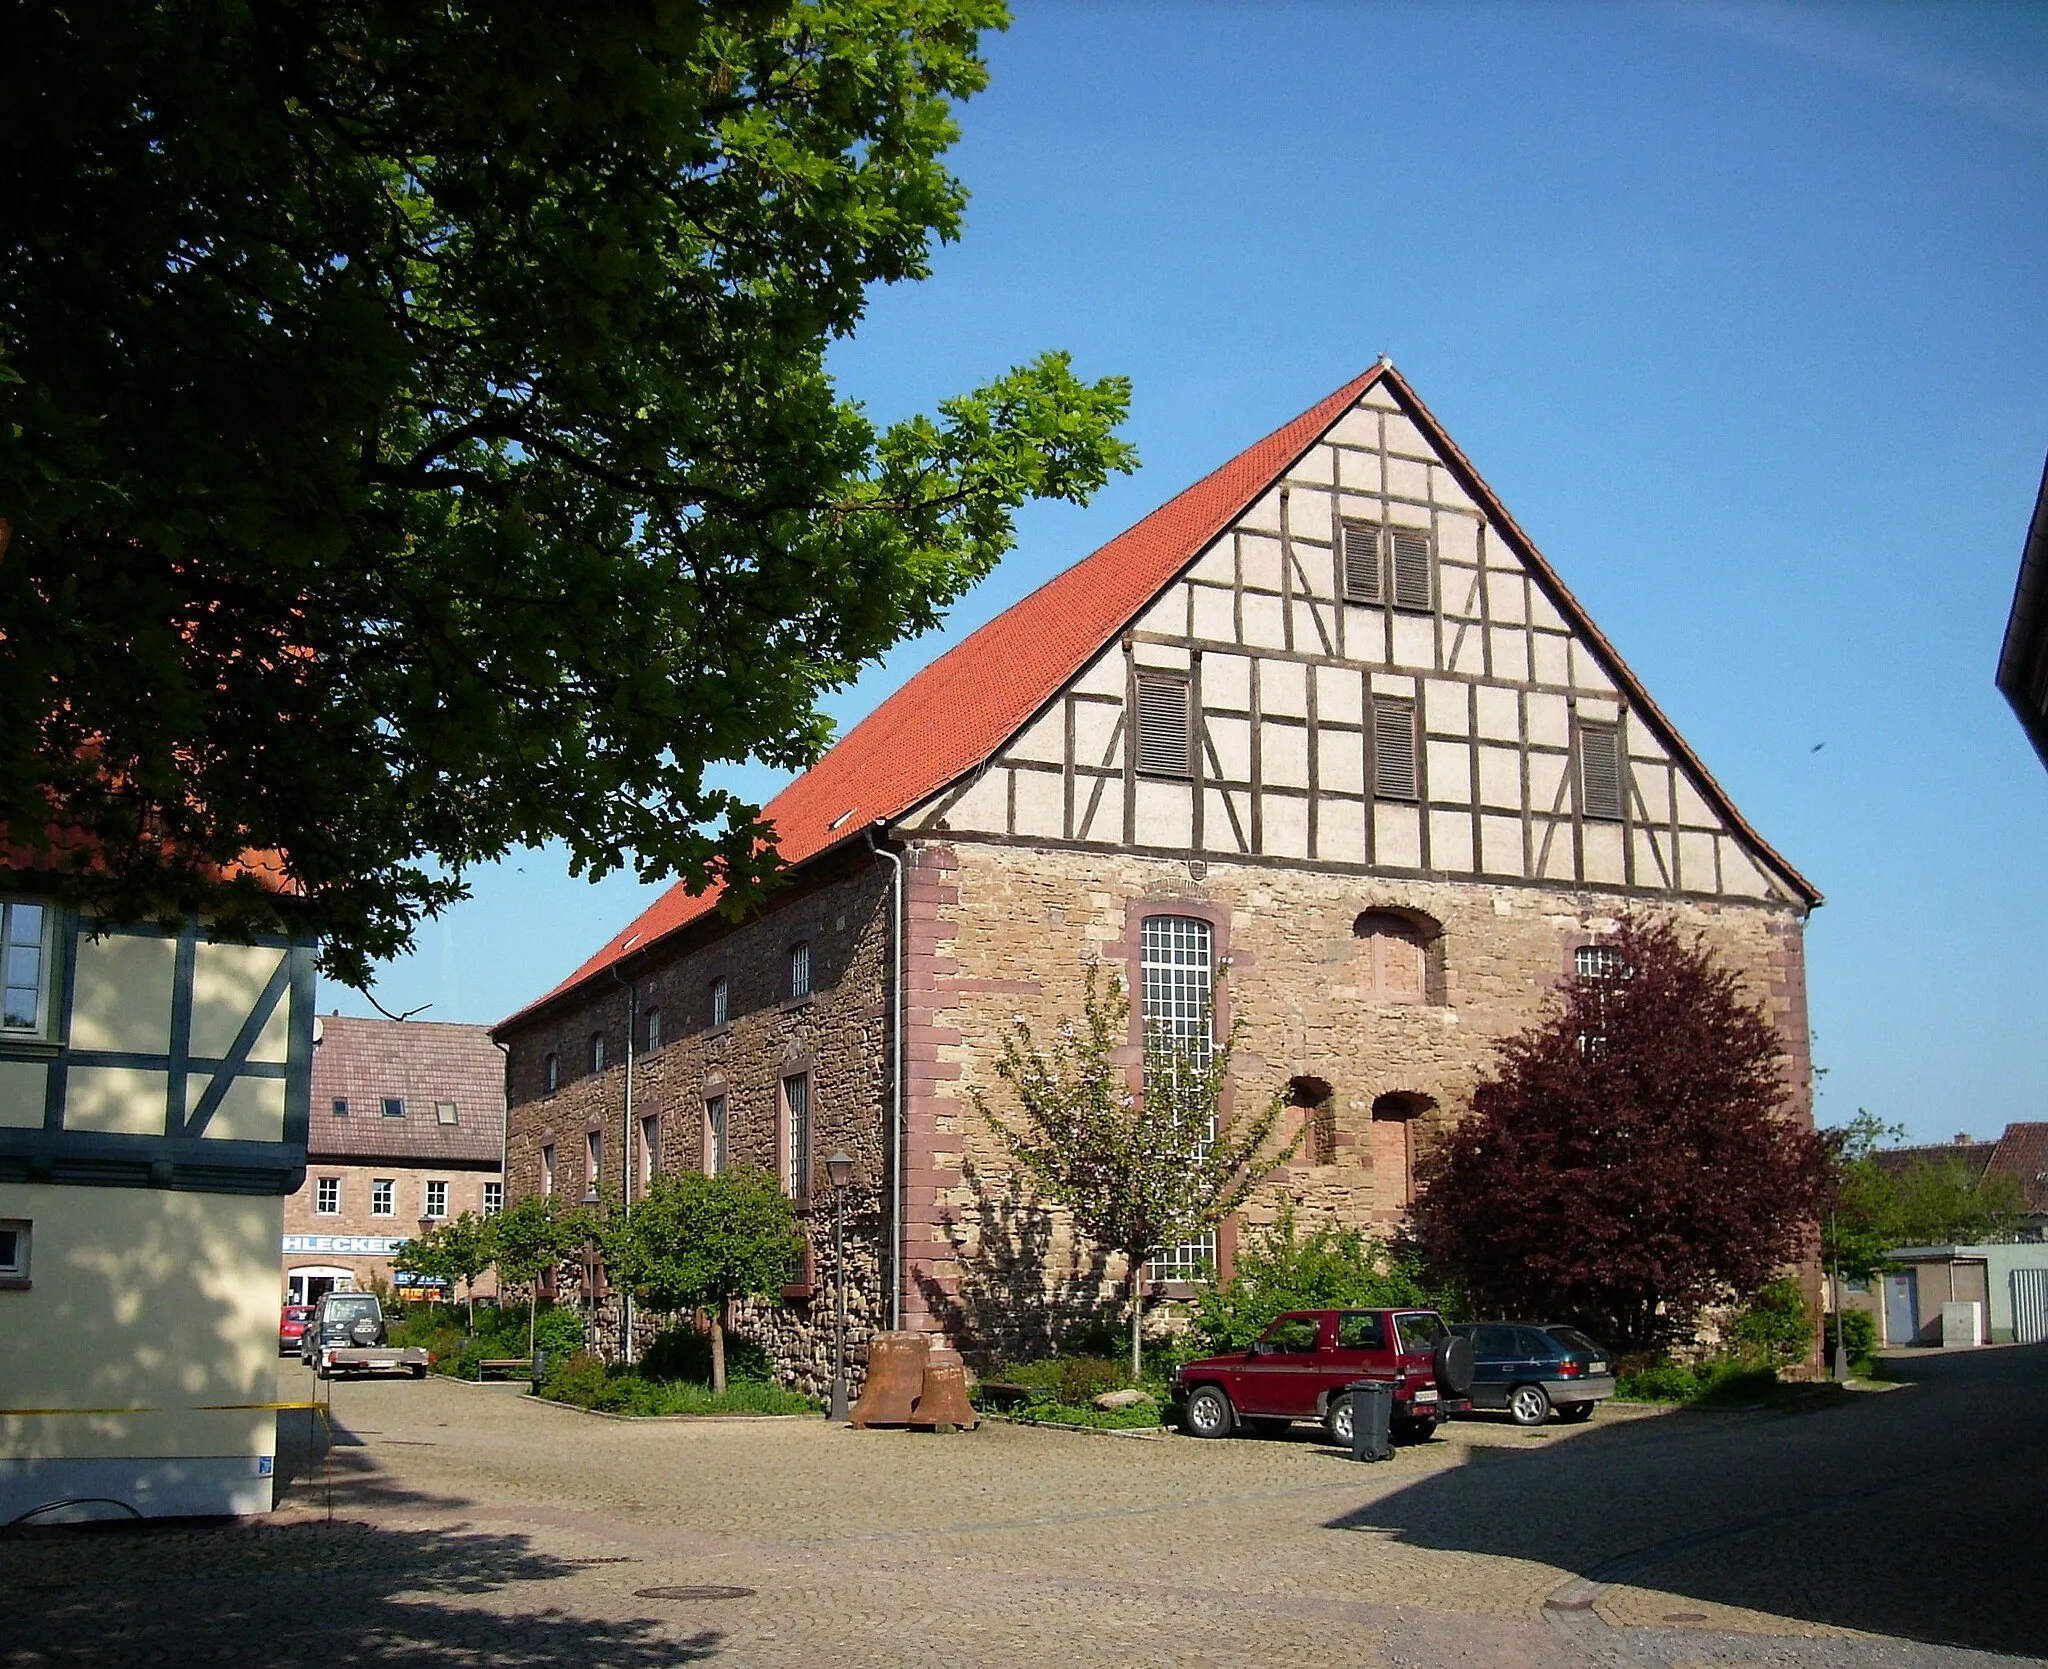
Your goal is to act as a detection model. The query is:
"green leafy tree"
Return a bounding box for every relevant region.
[606,1168,804,1392]
[974,964,1303,1383]
[1820,1111,1907,1287]
[1889,1154,2024,1247]
[0,2,1136,984]
[1191,1213,1448,1356]
[490,1191,586,1362]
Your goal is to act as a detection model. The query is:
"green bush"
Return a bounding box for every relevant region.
[1615,1355,1783,1405]
[1823,1309,1878,1369]
[1005,1397,1164,1431]
[1054,1356,1123,1406]
[1191,1213,1450,1355]
[1730,1277,1812,1368]
[636,1324,772,1386]
[536,1351,814,1417]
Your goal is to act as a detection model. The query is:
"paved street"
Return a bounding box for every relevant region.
[1,1345,2042,1669]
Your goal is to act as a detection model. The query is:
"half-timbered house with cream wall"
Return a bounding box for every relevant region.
[495,363,1819,1387]
[0,863,316,1521]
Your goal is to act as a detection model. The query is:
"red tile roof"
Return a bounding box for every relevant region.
[504,364,1818,1029]
[309,1015,504,1166]
[1986,1122,2048,1214]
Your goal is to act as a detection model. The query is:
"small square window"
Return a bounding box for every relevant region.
[0,1219,29,1283]
[331,1098,349,1118]
[315,1177,340,1214]
[371,1179,395,1217]
[424,1180,448,1218]
[435,1099,459,1126]
[483,1181,504,1215]
[381,1097,405,1120]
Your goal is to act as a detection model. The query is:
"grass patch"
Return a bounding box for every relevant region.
[537,1350,816,1417]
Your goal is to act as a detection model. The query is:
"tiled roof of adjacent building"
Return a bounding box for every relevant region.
[309,1015,504,1166]
[1872,1138,1997,1188]
[502,363,1819,1031]
[1985,1122,2048,1215]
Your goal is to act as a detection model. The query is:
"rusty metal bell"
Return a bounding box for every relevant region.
[848,1332,928,1427]
[909,1361,979,1431]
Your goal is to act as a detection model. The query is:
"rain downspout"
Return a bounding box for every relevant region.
[867,827,904,1330]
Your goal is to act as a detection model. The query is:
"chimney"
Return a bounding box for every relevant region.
[1955,1132,1974,1145]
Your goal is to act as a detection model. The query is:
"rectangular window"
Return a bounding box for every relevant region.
[0,900,50,1036]
[705,1096,727,1175]
[541,1144,556,1196]
[1341,520,1383,605]
[381,1097,405,1120]
[783,1073,811,1206]
[644,1007,661,1054]
[0,1220,29,1283]
[331,1097,349,1118]
[1135,673,1193,778]
[1390,528,1433,611]
[788,943,811,1002]
[483,1181,504,1215]
[1579,723,1625,821]
[435,1099,459,1126]
[371,1179,394,1217]
[1372,696,1419,801]
[640,1114,660,1189]
[424,1180,448,1218]
[1140,916,1216,1282]
[585,1131,603,1198]
[315,1177,340,1214]
[591,1032,606,1073]
[710,976,728,1028]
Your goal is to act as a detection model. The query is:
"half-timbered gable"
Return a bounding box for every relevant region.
[906,366,1810,911]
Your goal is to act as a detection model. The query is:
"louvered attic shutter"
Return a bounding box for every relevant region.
[1390,529,1433,611]
[1579,723,1624,821]
[1341,521,1383,604]
[1136,674,1192,778]
[1372,696,1418,801]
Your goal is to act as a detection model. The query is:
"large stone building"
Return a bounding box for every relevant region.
[282,1015,506,1306]
[495,364,1820,1386]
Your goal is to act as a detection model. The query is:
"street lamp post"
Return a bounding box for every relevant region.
[826,1151,855,1422]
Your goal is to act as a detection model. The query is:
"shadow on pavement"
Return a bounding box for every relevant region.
[0,1516,719,1667]
[1324,1344,2048,1656]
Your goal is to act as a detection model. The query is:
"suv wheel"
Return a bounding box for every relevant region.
[1183,1384,1235,1439]
[1508,1383,1551,1427]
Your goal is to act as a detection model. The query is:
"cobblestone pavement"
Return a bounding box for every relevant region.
[2,1345,2041,1668]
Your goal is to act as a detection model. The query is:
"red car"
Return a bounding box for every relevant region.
[278,1303,314,1356]
[1172,1308,1474,1443]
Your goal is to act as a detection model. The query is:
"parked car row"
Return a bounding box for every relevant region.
[1170,1308,1613,1443]
[288,1293,431,1379]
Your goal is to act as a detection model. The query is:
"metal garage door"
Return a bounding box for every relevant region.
[2013,1268,2048,1345]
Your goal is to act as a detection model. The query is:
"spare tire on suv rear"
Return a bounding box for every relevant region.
[1432,1333,1475,1398]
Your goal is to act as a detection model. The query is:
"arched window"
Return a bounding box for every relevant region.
[590,1031,606,1073]
[789,941,812,1002]
[1355,910,1433,1003]
[709,974,729,1028]
[1289,1075,1336,1166]
[1370,1092,1433,1218]
[1141,915,1216,1281]
[543,1052,559,1095]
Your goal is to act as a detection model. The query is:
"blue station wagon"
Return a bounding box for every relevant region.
[1450,1322,1615,1426]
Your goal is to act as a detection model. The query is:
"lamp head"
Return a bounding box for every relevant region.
[826,1150,855,1190]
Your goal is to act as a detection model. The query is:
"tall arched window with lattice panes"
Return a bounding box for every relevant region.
[1139,915,1216,1283]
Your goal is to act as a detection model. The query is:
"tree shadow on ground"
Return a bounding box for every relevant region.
[0,1513,720,1667]
[1322,1345,2048,1656]
[915,1161,1115,1364]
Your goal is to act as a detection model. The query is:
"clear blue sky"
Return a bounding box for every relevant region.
[333,2,2048,1147]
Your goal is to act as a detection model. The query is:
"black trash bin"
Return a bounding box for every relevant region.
[1346,1378,1394,1462]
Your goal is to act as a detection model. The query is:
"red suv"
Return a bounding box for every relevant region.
[1172,1309,1475,1443]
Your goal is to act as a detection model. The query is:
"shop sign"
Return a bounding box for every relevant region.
[282,1233,405,1256]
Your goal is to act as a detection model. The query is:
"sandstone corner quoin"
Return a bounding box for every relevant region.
[492,364,1821,1392]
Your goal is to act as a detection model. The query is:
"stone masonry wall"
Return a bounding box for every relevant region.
[902,836,1814,1365]
[500,853,893,1395]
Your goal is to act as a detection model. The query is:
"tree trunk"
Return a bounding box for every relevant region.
[1129,1259,1145,1385]
[465,1281,475,1335]
[528,1288,538,1362]
[710,1303,728,1395]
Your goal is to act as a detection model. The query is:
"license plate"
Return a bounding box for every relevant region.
[1590,1362,1607,1374]
[1412,1389,1438,1404]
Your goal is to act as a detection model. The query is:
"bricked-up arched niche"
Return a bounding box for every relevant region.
[1354,910,1445,1005]
[1288,1076,1336,1165]
[1370,1092,1435,1217]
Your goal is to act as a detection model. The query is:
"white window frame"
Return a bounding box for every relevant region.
[1139,916,1217,1283]
[434,1100,459,1126]
[0,898,54,1040]
[788,942,812,1002]
[314,1176,341,1215]
[781,1073,812,1205]
[424,1179,448,1219]
[370,1178,395,1217]
[0,1219,31,1284]
[710,976,729,1028]
[483,1181,504,1215]
[704,1096,727,1176]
